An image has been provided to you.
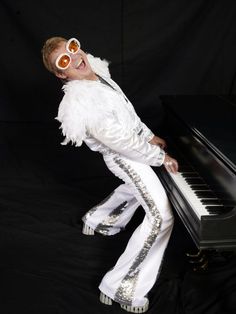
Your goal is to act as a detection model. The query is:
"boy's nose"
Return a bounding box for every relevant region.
[71,53,81,60]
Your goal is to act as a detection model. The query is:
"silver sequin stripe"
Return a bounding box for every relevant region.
[95,201,128,235]
[113,156,162,306]
[82,191,115,223]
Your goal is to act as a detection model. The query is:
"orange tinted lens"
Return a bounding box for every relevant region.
[68,40,79,53]
[57,55,71,68]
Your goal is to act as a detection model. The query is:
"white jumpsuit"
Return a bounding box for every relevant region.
[56,54,174,308]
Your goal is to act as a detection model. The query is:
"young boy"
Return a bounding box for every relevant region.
[42,36,178,313]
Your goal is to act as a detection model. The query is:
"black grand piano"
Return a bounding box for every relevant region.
[158,95,236,251]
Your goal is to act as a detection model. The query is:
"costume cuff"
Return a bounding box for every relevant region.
[157,149,166,166]
[146,131,155,142]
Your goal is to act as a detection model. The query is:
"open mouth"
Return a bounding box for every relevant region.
[76,58,86,70]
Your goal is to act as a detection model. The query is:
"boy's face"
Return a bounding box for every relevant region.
[49,40,94,81]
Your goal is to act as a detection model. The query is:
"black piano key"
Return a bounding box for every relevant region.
[206,205,234,209]
[206,205,224,209]
[195,191,217,198]
[207,211,222,215]
[181,173,200,178]
[221,200,236,206]
[185,178,206,185]
[201,199,235,205]
[207,208,224,214]
[206,206,234,214]
[190,184,210,191]
[201,199,224,205]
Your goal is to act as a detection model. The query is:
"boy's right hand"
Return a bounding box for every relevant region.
[163,154,178,174]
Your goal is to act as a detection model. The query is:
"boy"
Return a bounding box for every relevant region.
[42,36,178,313]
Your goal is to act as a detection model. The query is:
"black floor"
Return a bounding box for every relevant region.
[0,123,236,314]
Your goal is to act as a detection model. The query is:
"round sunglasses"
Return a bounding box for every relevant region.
[55,38,81,70]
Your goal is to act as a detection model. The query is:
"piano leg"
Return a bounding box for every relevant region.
[186,249,236,271]
[186,250,209,271]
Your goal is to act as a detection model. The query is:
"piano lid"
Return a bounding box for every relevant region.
[161,95,236,174]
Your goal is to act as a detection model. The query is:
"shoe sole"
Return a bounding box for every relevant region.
[82,223,95,235]
[100,292,149,313]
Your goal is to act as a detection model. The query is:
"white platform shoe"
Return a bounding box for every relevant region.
[100,292,149,313]
[83,223,149,312]
[82,223,95,235]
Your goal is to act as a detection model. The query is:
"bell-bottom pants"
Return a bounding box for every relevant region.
[82,153,174,307]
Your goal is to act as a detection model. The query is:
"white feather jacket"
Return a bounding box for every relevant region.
[55,54,165,167]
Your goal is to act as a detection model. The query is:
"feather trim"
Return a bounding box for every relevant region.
[55,54,135,147]
[87,54,111,78]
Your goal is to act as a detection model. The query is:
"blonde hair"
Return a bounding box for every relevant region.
[41,36,66,73]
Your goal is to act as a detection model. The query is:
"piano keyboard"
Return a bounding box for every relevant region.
[168,165,235,219]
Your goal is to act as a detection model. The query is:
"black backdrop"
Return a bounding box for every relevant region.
[1,1,236,314]
[1,0,236,122]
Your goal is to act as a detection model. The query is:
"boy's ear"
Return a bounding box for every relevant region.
[55,71,67,79]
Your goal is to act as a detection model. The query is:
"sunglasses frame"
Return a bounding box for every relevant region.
[55,38,81,70]
[66,38,81,54]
